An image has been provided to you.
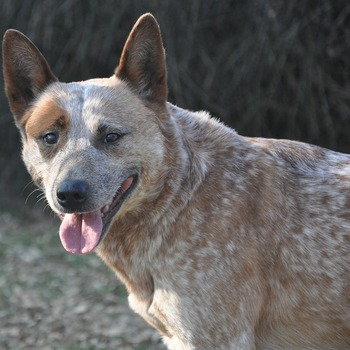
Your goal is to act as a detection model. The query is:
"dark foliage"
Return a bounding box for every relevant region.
[1,0,350,200]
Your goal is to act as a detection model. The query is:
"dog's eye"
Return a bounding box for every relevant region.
[105,133,120,143]
[43,132,58,145]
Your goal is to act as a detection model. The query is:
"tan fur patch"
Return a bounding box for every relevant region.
[25,98,69,138]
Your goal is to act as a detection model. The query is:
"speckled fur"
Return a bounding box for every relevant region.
[3,14,350,350]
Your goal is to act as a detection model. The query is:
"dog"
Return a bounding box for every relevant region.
[3,13,350,350]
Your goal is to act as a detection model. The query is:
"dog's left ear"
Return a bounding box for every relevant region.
[115,13,167,105]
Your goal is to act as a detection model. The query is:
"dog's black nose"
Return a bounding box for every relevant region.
[56,179,89,211]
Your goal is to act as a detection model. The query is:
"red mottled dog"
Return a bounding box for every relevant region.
[3,13,350,349]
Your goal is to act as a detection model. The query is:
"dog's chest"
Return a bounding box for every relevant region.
[128,287,178,339]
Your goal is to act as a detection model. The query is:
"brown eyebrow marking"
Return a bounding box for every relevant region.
[25,98,70,138]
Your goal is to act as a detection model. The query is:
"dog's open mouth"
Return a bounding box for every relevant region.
[58,175,137,254]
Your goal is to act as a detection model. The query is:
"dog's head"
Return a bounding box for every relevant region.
[3,14,170,254]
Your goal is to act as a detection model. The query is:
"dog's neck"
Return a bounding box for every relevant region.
[95,104,207,295]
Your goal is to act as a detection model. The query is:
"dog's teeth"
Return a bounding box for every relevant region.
[100,204,111,219]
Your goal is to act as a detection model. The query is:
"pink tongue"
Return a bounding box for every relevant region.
[59,211,103,254]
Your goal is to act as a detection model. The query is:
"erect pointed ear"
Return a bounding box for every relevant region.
[115,13,167,105]
[2,29,58,126]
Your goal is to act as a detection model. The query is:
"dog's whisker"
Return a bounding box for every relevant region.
[42,203,51,214]
[25,187,42,205]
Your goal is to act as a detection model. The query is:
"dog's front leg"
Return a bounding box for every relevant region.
[149,294,257,349]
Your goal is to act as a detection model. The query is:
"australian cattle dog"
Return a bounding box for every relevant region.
[3,13,350,350]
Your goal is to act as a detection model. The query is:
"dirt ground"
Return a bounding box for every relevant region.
[0,207,166,350]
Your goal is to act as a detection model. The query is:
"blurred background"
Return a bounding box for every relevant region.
[1,0,350,205]
[0,0,350,349]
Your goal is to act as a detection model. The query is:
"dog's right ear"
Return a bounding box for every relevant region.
[2,30,57,127]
